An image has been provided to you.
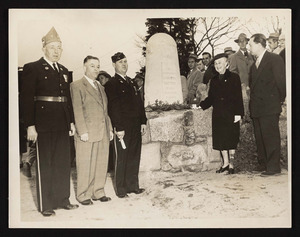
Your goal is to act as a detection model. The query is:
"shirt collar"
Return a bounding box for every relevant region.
[116,73,127,80]
[257,49,267,62]
[84,75,97,88]
[43,57,58,69]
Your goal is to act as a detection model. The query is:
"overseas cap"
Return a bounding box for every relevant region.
[111,52,126,63]
[42,27,61,47]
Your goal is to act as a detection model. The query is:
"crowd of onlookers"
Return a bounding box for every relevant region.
[18,28,286,217]
[181,32,285,106]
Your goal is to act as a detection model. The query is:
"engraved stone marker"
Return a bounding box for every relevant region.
[144,33,183,106]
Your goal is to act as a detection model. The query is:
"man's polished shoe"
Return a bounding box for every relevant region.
[23,162,32,178]
[80,199,93,205]
[216,165,229,173]
[41,210,55,217]
[62,204,79,210]
[261,171,281,176]
[117,194,129,198]
[92,196,111,202]
[128,188,145,194]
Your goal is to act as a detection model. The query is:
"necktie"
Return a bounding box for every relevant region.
[93,81,103,101]
[244,51,248,58]
[125,76,130,84]
[53,63,59,73]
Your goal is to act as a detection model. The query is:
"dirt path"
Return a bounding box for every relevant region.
[17,166,290,228]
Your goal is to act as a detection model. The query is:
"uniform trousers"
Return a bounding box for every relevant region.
[252,114,281,173]
[36,130,71,212]
[113,118,142,196]
[75,134,109,202]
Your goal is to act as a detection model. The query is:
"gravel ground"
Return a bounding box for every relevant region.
[16,165,291,228]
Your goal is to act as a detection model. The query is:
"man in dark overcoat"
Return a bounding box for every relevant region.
[248,33,286,176]
[104,52,147,198]
[20,27,78,216]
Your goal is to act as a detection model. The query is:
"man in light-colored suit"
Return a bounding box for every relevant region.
[229,33,255,88]
[70,56,113,205]
[186,54,203,104]
[248,34,286,176]
[229,33,255,117]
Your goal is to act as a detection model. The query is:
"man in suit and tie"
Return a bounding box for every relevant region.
[228,33,255,117]
[20,27,78,216]
[229,33,255,87]
[105,52,147,198]
[186,54,203,104]
[248,33,286,176]
[70,56,113,205]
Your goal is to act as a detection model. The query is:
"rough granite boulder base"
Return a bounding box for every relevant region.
[165,144,208,171]
[141,121,151,144]
[160,142,173,171]
[140,142,161,172]
[207,136,221,163]
[148,110,184,143]
[193,108,212,137]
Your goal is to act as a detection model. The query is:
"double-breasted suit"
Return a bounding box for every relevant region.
[70,77,112,202]
[20,57,74,212]
[249,50,286,172]
[200,69,244,150]
[105,74,147,197]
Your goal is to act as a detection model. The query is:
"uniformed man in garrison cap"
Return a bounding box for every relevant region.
[20,27,79,216]
[104,52,147,198]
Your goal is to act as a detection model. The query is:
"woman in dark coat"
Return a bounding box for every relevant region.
[199,53,244,174]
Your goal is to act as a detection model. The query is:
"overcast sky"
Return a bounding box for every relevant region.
[11,9,290,80]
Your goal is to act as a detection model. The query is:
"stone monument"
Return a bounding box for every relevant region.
[144,33,183,106]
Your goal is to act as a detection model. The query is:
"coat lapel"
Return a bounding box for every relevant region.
[82,77,103,107]
[250,51,269,90]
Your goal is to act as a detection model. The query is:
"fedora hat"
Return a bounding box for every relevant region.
[224,47,236,53]
[234,33,249,43]
[267,32,280,40]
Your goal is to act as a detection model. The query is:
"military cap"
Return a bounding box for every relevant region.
[42,27,61,47]
[98,70,111,78]
[111,52,126,63]
[212,53,228,63]
[267,32,280,40]
[234,33,249,43]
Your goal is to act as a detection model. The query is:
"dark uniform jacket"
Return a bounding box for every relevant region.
[20,57,74,132]
[104,74,147,132]
[249,51,286,118]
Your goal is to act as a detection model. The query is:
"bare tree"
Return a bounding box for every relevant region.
[242,16,285,37]
[194,17,246,57]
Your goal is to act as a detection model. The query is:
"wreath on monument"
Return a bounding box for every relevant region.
[145,99,192,112]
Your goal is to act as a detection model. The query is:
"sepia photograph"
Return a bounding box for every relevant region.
[9,8,291,228]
